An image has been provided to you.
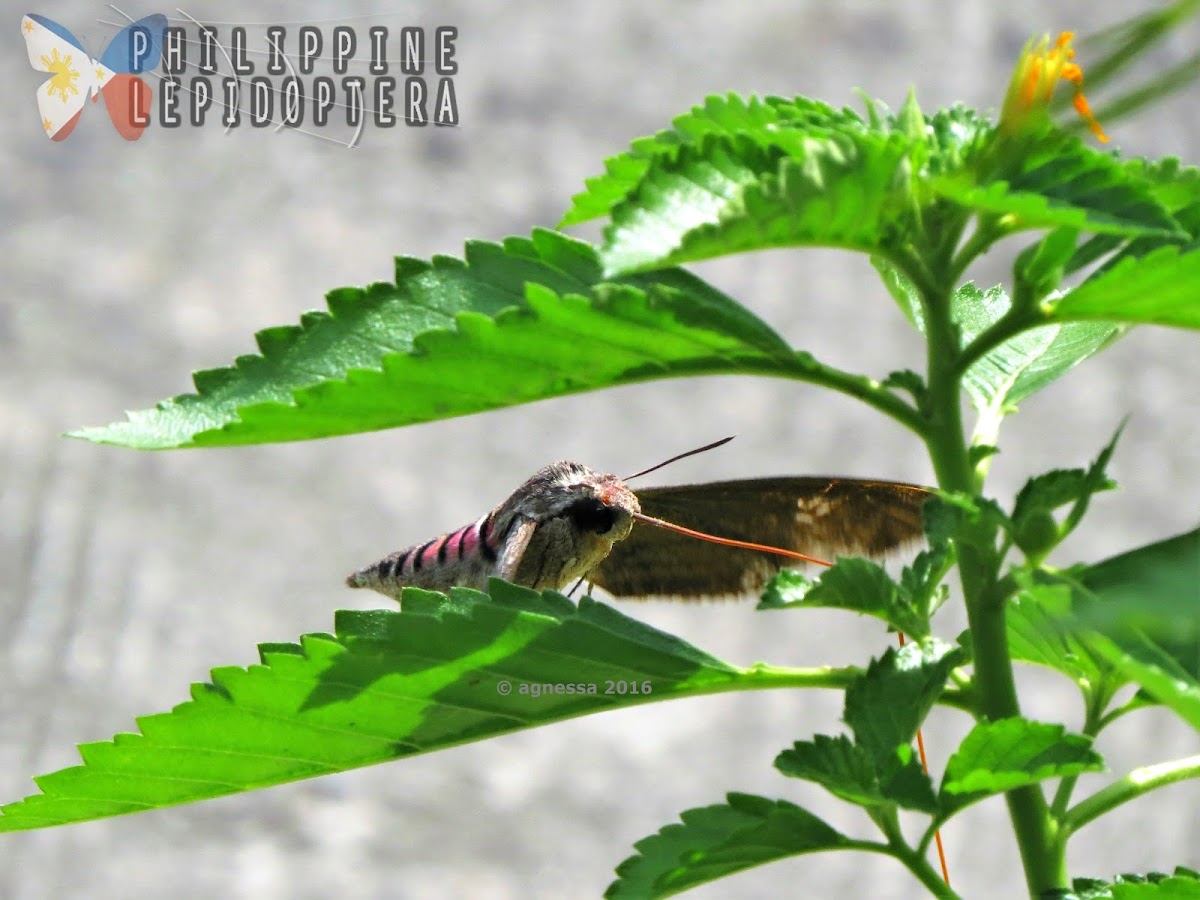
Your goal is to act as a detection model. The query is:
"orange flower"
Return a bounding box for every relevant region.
[1001,32,1109,143]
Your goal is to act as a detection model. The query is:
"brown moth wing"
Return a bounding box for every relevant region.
[590,477,931,599]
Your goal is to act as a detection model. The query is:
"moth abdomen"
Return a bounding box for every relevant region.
[346,510,500,598]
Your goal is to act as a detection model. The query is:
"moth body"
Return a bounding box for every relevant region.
[347,461,639,601]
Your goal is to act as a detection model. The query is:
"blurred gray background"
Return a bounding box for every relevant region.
[2,2,1198,897]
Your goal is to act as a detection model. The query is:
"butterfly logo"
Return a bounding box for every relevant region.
[21,13,167,141]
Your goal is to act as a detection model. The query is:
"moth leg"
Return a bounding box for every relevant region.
[566,575,587,599]
[496,515,537,584]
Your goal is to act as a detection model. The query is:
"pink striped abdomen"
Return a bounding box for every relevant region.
[345,511,502,599]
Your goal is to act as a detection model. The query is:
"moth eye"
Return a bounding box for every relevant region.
[567,497,617,534]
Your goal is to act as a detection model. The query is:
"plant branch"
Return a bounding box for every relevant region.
[1062,754,1200,837]
[878,807,961,899]
[1096,696,1150,731]
[1049,695,1106,819]
[738,663,975,714]
[948,218,1005,284]
[785,351,925,435]
[919,254,1066,895]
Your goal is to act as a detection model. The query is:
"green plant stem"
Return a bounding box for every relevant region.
[786,351,924,435]
[1061,754,1200,837]
[739,664,975,715]
[948,219,1004,285]
[1049,696,1106,819]
[920,275,1065,896]
[1096,696,1149,730]
[878,808,961,900]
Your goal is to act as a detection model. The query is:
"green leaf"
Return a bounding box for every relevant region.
[0,582,793,832]
[925,491,1011,549]
[1010,423,1123,557]
[1012,469,1116,531]
[1014,227,1080,302]
[887,277,1124,414]
[776,734,939,814]
[1049,245,1200,330]
[1067,158,1200,278]
[1058,422,1126,541]
[1071,868,1200,899]
[843,640,965,765]
[1088,630,1200,732]
[880,368,926,407]
[605,792,849,899]
[1074,527,1200,641]
[1053,527,1200,728]
[922,104,994,176]
[562,93,862,226]
[600,128,915,274]
[1111,872,1200,900]
[954,283,1125,411]
[756,559,928,638]
[939,718,1105,816]
[71,231,795,449]
[873,256,923,328]
[1007,585,1114,689]
[939,127,1183,238]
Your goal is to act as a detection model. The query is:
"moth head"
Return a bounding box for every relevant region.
[507,461,640,543]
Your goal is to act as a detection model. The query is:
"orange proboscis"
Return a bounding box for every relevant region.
[632,512,834,567]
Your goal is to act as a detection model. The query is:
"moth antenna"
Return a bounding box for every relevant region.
[631,512,834,568]
[624,435,735,482]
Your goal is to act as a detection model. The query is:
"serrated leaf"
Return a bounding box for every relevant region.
[600,128,915,274]
[939,718,1104,816]
[1007,585,1114,688]
[0,582,793,832]
[562,93,861,226]
[1114,878,1200,899]
[1012,469,1117,527]
[776,734,939,814]
[1058,422,1126,541]
[1069,158,1200,277]
[938,127,1183,238]
[899,545,952,618]
[844,640,965,765]
[757,559,928,639]
[1073,868,1200,900]
[1049,245,1200,330]
[1009,428,1122,558]
[605,792,849,900]
[954,283,1125,411]
[887,276,1124,412]
[71,231,795,448]
[880,368,926,406]
[922,105,994,176]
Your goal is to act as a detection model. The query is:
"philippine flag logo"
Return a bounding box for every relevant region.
[21,13,167,141]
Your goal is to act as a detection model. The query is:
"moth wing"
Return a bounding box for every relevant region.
[590,477,930,600]
[495,515,538,583]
